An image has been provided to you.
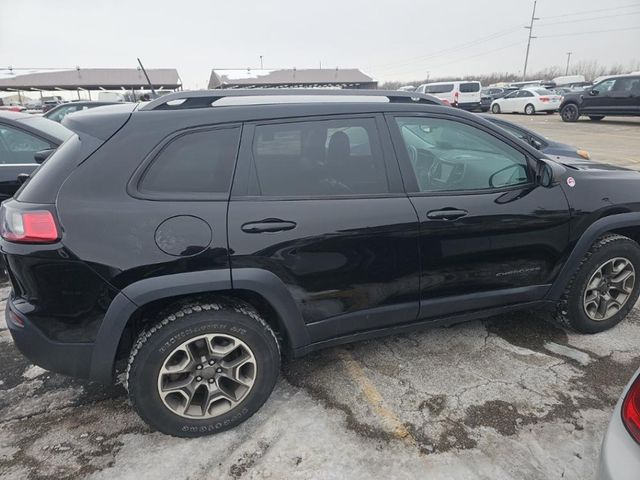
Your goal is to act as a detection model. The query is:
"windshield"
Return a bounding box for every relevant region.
[18,116,74,142]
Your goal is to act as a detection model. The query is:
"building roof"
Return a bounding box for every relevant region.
[0,68,182,91]
[209,68,377,89]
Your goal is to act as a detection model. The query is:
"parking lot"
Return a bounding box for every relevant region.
[1,114,640,480]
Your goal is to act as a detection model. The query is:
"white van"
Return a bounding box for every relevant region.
[416,80,482,110]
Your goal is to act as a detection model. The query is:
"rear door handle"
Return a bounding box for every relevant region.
[241,218,297,233]
[426,209,468,221]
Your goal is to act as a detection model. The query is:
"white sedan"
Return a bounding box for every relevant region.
[490,88,562,115]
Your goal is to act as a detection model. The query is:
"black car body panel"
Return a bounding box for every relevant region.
[481,114,588,160]
[2,89,640,383]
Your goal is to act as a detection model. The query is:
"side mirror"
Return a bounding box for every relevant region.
[537,159,564,188]
[34,148,55,164]
[589,89,599,96]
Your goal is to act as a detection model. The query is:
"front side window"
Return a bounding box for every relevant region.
[423,84,454,94]
[593,79,615,94]
[250,118,388,197]
[395,117,530,193]
[139,126,240,194]
[0,124,50,164]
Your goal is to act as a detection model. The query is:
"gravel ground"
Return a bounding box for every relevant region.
[1,115,639,480]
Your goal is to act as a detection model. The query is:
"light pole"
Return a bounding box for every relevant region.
[260,56,263,69]
[565,52,572,75]
[522,0,539,82]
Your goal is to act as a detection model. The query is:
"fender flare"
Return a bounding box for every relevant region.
[89,268,308,382]
[546,212,640,300]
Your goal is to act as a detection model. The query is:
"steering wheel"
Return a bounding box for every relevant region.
[489,164,525,188]
[408,146,439,190]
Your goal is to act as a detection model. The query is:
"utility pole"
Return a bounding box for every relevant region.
[565,52,572,75]
[522,0,539,82]
[260,55,263,69]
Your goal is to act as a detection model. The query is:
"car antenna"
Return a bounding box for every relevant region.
[137,57,157,99]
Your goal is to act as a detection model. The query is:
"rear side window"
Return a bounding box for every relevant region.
[139,126,240,194]
[423,84,454,94]
[0,124,50,164]
[459,82,480,93]
[249,118,389,197]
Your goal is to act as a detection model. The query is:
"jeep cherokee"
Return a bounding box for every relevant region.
[3,89,640,437]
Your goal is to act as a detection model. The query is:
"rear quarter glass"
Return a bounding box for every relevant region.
[15,133,103,204]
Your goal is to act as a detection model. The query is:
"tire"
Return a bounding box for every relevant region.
[561,103,580,122]
[491,103,501,114]
[524,103,535,115]
[554,234,640,333]
[126,299,281,437]
[589,115,605,121]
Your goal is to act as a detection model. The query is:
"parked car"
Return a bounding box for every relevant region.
[559,73,640,122]
[0,111,73,200]
[415,80,482,110]
[44,101,120,123]
[599,366,640,480]
[491,88,562,115]
[480,114,590,160]
[4,89,640,438]
[480,87,517,112]
[41,100,62,113]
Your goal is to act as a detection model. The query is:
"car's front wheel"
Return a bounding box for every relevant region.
[126,299,280,437]
[491,103,501,114]
[561,103,580,122]
[555,234,640,333]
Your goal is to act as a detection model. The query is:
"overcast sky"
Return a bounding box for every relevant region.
[1,0,639,88]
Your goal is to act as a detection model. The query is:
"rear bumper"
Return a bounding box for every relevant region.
[457,102,481,111]
[598,392,640,479]
[6,299,94,379]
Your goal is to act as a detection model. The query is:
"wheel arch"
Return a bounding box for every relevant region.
[89,268,309,383]
[546,212,640,301]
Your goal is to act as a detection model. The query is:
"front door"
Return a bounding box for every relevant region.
[387,113,571,319]
[582,78,617,115]
[228,114,421,342]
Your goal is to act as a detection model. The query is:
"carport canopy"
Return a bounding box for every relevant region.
[0,68,182,92]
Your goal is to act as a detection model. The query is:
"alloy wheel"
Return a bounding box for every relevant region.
[157,333,257,418]
[561,104,579,122]
[583,257,636,321]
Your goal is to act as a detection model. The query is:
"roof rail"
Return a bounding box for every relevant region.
[139,89,441,111]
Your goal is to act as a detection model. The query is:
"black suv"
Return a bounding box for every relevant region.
[560,74,640,122]
[4,90,640,437]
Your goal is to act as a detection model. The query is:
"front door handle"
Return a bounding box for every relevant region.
[426,208,468,221]
[241,218,297,233]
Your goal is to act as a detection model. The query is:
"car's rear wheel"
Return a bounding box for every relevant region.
[126,299,280,437]
[491,103,501,114]
[554,234,640,333]
[561,103,580,122]
[589,115,605,121]
[524,104,536,115]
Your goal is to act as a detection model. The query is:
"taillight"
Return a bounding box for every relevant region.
[1,208,59,243]
[539,96,549,102]
[622,374,640,444]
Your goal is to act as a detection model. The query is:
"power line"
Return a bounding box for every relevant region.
[536,10,640,27]
[540,2,640,20]
[537,26,640,38]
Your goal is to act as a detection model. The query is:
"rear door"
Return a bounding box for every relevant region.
[458,82,481,106]
[228,114,421,342]
[387,113,571,319]
[608,76,640,115]
[0,123,46,200]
